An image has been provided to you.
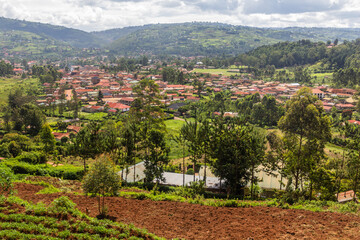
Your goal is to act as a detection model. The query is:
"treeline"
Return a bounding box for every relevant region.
[231,38,360,70]
[333,68,360,87]
[32,65,63,84]
[233,40,327,68]
[100,56,149,73]
[235,93,284,127]
[161,67,185,84]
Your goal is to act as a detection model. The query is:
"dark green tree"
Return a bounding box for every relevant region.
[83,156,121,216]
[144,129,170,183]
[278,87,331,192]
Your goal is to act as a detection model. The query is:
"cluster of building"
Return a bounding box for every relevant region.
[37,65,358,117]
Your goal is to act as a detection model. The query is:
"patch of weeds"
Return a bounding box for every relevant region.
[36,185,61,194]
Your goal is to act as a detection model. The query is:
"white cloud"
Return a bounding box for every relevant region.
[0,0,359,31]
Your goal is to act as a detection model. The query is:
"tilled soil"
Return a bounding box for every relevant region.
[14,183,360,240]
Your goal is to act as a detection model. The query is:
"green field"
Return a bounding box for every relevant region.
[165,119,187,160]
[0,77,40,105]
[192,68,241,77]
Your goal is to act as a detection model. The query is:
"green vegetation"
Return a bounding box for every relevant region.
[0,196,164,240]
[108,22,360,56]
[0,77,40,105]
[83,156,121,216]
[0,17,102,48]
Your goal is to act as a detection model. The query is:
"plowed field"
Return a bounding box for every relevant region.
[14,182,360,240]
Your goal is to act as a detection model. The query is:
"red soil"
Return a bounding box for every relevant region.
[14,182,360,240]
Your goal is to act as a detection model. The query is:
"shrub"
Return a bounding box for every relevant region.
[2,160,84,180]
[0,166,14,196]
[36,185,61,195]
[186,168,194,175]
[83,156,121,216]
[15,151,46,164]
[174,180,205,199]
[49,196,77,215]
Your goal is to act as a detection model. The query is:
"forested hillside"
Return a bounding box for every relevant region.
[107,23,360,56]
[2,18,360,58]
[0,30,75,58]
[0,17,102,48]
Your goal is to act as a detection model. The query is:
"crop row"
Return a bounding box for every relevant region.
[0,212,156,239]
[0,196,165,240]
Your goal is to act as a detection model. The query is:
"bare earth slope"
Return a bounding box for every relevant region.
[15,183,360,240]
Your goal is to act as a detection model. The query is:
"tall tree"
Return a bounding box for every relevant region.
[144,128,170,183]
[131,79,165,181]
[173,130,188,187]
[210,117,265,195]
[75,122,104,171]
[278,87,331,192]
[40,123,56,155]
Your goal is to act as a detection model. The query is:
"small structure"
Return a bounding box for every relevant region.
[337,190,358,203]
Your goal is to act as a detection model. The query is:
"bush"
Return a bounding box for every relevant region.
[0,166,14,196]
[49,196,77,215]
[83,156,121,216]
[15,151,46,164]
[36,185,61,195]
[186,168,194,175]
[2,160,84,180]
[174,180,205,199]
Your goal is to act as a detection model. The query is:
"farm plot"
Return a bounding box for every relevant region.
[14,182,360,240]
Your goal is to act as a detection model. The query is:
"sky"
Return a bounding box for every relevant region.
[0,0,360,32]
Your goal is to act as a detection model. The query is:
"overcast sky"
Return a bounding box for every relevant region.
[0,0,359,32]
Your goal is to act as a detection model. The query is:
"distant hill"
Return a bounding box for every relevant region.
[0,30,76,59]
[0,17,102,48]
[104,22,360,56]
[2,18,360,58]
[92,25,149,43]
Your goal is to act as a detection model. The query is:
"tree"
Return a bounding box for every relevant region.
[346,130,360,201]
[247,129,266,199]
[266,131,296,190]
[120,120,139,182]
[294,67,311,83]
[193,78,205,98]
[98,90,104,101]
[40,123,55,155]
[278,87,331,193]
[72,89,79,119]
[210,117,265,195]
[181,119,203,181]
[144,129,170,183]
[131,79,165,181]
[75,122,104,171]
[173,130,188,187]
[82,156,121,216]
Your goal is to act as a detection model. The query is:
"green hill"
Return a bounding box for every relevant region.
[0,17,102,48]
[0,30,76,58]
[106,22,360,56]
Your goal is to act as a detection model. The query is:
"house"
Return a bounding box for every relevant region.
[337,190,358,203]
[348,120,360,125]
[312,89,325,99]
[67,125,81,133]
[52,132,70,141]
[82,105,104,113]
[106,102,131,112]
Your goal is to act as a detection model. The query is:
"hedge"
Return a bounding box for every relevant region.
[0,160,84,180]
[15,152,46,164]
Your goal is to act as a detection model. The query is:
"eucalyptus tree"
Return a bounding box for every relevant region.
[278,87,331,192]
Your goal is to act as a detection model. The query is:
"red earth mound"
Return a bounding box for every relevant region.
[14,182,360,240]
